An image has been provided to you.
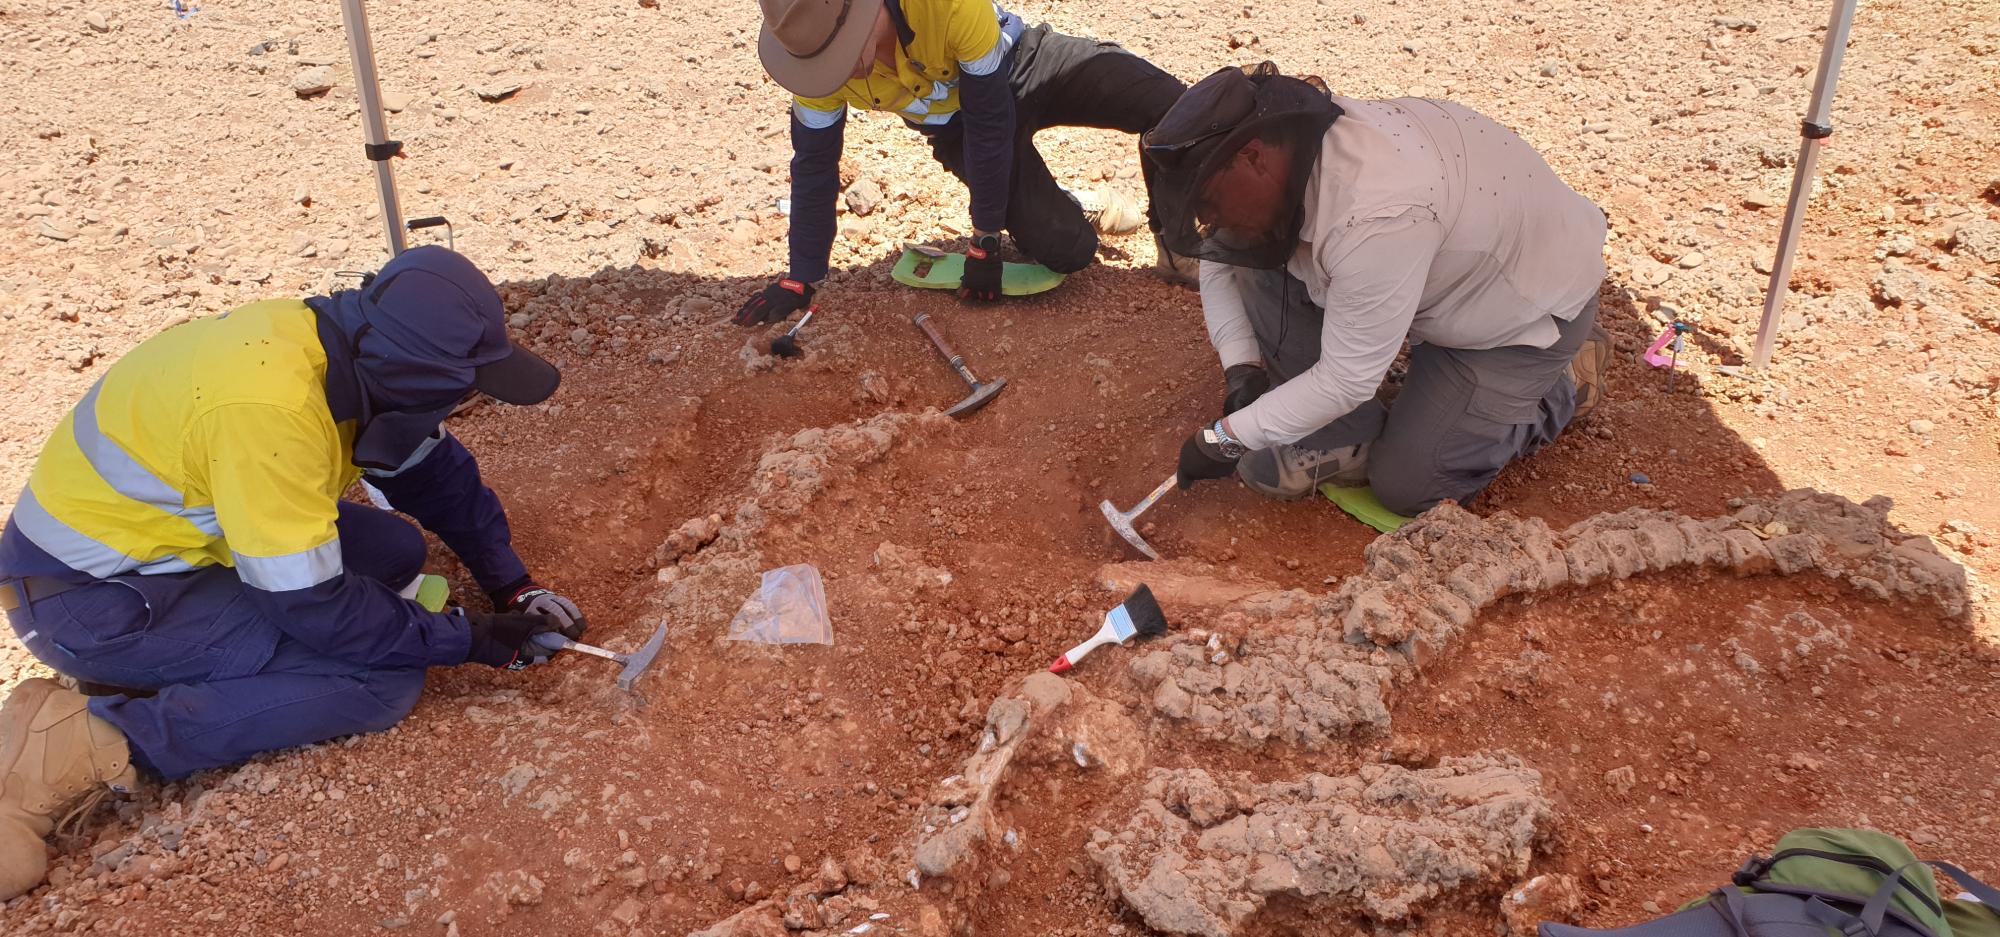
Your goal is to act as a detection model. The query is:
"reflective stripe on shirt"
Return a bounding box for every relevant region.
[900,82,959,124]
[958,4,1021,76]
[362,430,447,479]
[232,539,343,592]
[793,100,846,130]
[9,486,197,578]
[13,300,358,585]
[70,380,221,537]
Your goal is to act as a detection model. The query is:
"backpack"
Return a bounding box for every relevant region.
[1541,828,2000,937]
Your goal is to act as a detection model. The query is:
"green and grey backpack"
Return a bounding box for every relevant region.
[1542,829,2000,937]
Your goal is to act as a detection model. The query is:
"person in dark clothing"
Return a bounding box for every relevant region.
[735,0,1187,324]
[0,246,585,899]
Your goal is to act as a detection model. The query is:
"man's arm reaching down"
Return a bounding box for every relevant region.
[363,429,527,597]
[786,101,848,285]
[1199,261,1262,369]
[951,2,1016,236]
[1225,210,1444,451]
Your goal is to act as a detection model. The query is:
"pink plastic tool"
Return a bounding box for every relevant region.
[1643,324,1686,368]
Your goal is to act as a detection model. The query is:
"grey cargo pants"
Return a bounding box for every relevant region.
[1235,268,1596,515]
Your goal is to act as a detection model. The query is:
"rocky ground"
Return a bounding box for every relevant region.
[2,0,1998,935]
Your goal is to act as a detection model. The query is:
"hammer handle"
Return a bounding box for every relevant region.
[529,633,626,663]
[912,314,966,371]
[1128,473,1179,521]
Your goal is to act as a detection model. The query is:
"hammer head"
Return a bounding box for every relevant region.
[1099,499,1160,561]
[616,621,670,691]
[945,377,1007,419]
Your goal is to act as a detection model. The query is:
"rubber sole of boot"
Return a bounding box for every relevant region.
[0,814,49,900]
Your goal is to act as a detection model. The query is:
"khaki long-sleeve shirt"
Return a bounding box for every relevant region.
[1210,97,1608,450]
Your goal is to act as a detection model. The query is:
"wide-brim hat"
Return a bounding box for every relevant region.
[757,0,884,99]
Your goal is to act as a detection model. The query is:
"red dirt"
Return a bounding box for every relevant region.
[1396,571,2000,928]
[2,0,1998,935]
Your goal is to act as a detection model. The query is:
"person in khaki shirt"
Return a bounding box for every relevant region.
[1149,64,1613,516]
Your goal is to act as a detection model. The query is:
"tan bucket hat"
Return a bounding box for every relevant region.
[757,0,885,98]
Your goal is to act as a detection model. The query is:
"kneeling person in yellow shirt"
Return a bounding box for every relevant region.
[0,246,584,898]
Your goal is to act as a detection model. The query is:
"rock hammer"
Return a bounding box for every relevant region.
[1100,473,1177,560]
[912,313,1006,418]
[527,620,669,692]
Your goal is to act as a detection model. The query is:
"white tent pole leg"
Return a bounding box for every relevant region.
[340,0,408,256]
[1750,0,1860,369]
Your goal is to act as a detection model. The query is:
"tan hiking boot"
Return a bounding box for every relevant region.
[1151,234,1199,288]
[1072,188,1146,235]
[0,678,138,900]
[1568,320,1612,421]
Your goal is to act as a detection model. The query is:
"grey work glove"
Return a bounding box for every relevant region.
[492,579,588,633]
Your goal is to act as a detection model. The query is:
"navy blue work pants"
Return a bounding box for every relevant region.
[4,503,431,779]
[918,25,1187,273]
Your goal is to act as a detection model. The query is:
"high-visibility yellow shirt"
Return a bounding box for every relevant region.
[12,299,358,592]
[792,0,1011,128]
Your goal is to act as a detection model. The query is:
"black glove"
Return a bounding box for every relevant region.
[464,611,586,669]
[1222,364,1270,416]
[491,579,588,633]
[1177,424,1240,490]
[958,234,1003,302]
[735,278,814,326]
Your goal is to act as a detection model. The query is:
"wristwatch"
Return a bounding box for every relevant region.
[1203,419,1247,459]
[967,232,1000,260]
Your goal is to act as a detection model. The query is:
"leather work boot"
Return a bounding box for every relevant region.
[1237,441,1371,500]
[1071,188,1146,235]
[1567,320,1613,421]
[1151,234,1199,288]
[0,678,138,900]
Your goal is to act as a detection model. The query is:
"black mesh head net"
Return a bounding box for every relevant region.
[1142,63,1342,269]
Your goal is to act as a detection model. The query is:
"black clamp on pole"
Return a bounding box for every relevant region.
[1801,120,1833,140]
[365,140,404,161]
[406,216,454,251]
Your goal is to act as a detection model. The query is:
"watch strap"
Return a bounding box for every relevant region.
[1206,420,1247,458]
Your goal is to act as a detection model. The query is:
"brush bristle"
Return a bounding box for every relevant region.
[1122,584,1167,638]
[771,337,803,359]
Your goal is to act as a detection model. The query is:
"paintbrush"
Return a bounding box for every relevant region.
[1048,584,1167,674]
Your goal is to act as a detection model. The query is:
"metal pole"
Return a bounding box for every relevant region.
[1750,0,1859,369]
[340,0,408,256]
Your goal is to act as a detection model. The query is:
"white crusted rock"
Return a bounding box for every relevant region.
[1090,756,1552,936]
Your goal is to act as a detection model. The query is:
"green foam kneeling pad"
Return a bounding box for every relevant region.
[1319,484,1415,534]
[412,573,451,612]
[891,246,1066,296]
